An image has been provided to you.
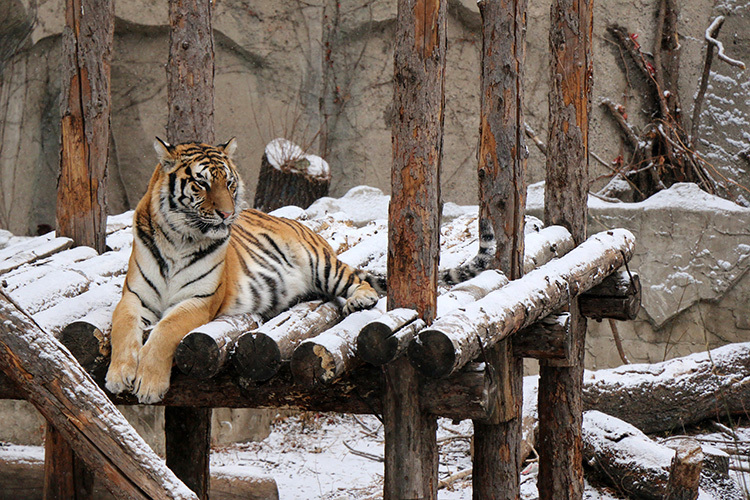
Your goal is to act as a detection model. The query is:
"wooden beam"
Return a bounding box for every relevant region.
[0,294,197,500]
[165,0,216,495]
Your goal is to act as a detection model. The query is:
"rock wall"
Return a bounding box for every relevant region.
[2,0,748,235]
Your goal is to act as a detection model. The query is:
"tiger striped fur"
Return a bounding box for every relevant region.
[106,138,379,403]
[106,139,495,404]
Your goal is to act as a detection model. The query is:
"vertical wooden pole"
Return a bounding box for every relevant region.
[43,425,94,500]
[537,0,592,496]
[57,0,113,254]
[385,0,445,498]
[165,0,215,498]
[52,0,113,494]
[473,0,527,497]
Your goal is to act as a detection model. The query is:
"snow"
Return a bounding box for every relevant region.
[265,138,330,179]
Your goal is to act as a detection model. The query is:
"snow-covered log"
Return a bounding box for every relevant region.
[582,411,706,500]
[0,294,197,500]
[582,342,750,434]
[233,300,343,381]
[0,232,73,275]
[174,314,260,379]
[357,308,423,366]
[409,229,636,378]
[522,225,575,274]
[578,270,641,321]
[290,298,387,386]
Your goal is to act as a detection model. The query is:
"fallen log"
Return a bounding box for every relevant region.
[408,229,636,378]
[582,341,750,434]
[175,314,260,379]
[582,410,685,500]
[290,298,387,386]
[0,448,279,500]
[0,293,197,500]
[232,300,343,381]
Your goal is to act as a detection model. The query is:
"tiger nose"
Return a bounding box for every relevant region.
[217,209,233,220]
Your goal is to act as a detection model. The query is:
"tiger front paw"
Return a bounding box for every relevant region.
[343,286,379,315]
[105,351,138,395]
[132,343,172,404]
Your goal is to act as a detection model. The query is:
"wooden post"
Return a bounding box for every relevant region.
[165,0,215,496]
[385,0,445,497]
[54,0,114,493]
[473,0,527,497]
[57,0,113,255]
[537,0,593,495]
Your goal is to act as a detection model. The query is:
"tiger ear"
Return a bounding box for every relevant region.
[218,137,238,158]
[153,137,177,171]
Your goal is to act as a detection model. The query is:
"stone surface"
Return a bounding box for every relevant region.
[1,0,747,235]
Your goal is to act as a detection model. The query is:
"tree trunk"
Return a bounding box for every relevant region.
[474,0,527,495]
[0,294,197,500]
[165,0,216,495]
[57,0,113,255]
[538,0,593,496]
[386,0,446,496]
[253,141,331,213]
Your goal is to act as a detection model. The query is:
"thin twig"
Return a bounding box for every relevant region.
[609,319,630,364]
[524,122,547,155]
[342,441,384,463]
[706,16,747,69]
[601,99,640,150]
[438,468,472,490]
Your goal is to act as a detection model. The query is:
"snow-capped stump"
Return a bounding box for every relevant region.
[232,300,343,382]
[253,138,331,213]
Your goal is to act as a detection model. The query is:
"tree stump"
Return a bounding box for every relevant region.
[253,139,331,213]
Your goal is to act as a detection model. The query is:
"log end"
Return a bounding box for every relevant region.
[232,332,282,382]
[290,342,333,387]
[407,329,457,379]
[59,321,109,375]
[174,332,224,380]
[357,322,399,366]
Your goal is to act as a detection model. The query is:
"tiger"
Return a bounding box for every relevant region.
[105,138,495,404]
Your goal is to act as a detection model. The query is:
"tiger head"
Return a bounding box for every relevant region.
[152,137,245,240]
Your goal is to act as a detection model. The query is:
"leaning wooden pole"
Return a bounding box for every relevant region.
[165,0,216,497]
[57,0,113,255]
[473,0,527,497]
[385,0,445,497]
[537,0,593,495]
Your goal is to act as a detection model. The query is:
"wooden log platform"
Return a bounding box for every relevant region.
[408,229,636,378]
